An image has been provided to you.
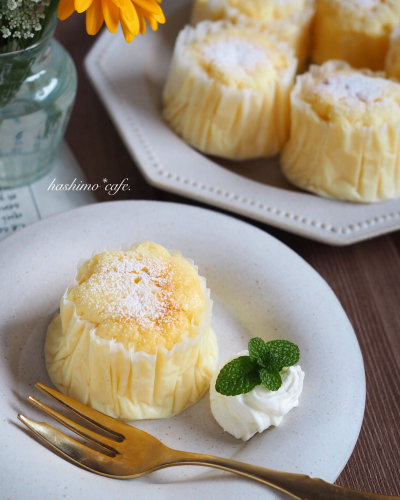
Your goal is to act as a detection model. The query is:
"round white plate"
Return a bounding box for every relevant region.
[0,201,365,500]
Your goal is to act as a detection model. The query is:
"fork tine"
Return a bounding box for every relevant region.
[18,414,122,477]
[28,396,119,455]
[35,383,126,439]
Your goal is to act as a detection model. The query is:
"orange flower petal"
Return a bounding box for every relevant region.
[120,16,135,42]
[117,0,137,23]
[148,16,158,30]
[133,0,165,30]
[101,0,119,33]
[110,0,122,10]
[136,4,163,31]
[120,7,140,36]
[151,10,165,23]
[75,0,94,13]
[134,5,147,35]
[86,0,105,35]
[133,0,161,15]
[57,0,75,20]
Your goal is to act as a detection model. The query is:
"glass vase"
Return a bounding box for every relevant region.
[0,17,77,188]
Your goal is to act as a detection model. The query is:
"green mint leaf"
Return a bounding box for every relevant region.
[257,352,281,390]
[259,351,278,371]
[215,356,260,396]
[259,367,282,391]
[215,338,300,397]
[218,370,262,396]
[265,340,300,372]
[248,337,269,362]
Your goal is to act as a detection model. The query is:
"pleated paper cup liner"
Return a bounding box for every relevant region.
[45,244,218,420]
[162,20,297,160]
[281,61,400,203]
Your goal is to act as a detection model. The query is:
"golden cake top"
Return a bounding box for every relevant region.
[68,242,207,353]
[300,69,400,127]
[317,0,400,34]
[186,28,291,89]
[227,0,310,20]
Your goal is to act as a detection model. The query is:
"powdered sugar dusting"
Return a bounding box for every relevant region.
[202,37,274,72]
[316,73,389,104]
[78,253,177,328]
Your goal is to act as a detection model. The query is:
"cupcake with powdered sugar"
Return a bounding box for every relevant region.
[281,60,400,202]
[191,0,315,69]
[45,242,218,420]
[162,21,297,160]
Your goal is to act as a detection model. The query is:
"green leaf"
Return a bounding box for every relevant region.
[265,340,300,372]
[248,337,268,361]
[215,356,260,396]
[259,351,278,371]
[258,351,282,391]
[260,367,282,391]
[214,338,300,397]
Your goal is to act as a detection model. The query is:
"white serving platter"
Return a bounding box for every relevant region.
[0,201,365,500]
[85,0,400,246]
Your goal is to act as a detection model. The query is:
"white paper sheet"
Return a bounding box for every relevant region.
[0,142,96,242]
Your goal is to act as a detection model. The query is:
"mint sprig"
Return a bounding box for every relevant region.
[215,356,261,396]
[215,338,300,396]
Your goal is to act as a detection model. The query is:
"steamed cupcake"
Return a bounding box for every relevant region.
[281,61,400,203]
[191,0,315,69]
[45,242,218,420]
[312,0,400,71]
[162,21,297,160]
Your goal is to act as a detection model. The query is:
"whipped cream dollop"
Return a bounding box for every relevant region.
[210,350,305,441]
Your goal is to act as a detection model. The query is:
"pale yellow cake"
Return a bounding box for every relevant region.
[162,21,297,160]
[191,0,316,69]
[386,27,400,80]
[45,242,218,420]
[281,61,400,202]
[312,0,400,71]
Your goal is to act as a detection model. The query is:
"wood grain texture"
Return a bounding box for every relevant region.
[55,15,400,496]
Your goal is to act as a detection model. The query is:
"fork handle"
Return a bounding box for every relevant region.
[167,451,399,500]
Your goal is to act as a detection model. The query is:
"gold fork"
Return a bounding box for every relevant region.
[18,383,399,500]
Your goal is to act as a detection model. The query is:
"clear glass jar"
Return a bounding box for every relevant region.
[0,17,77,188]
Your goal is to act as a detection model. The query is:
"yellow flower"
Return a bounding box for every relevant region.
[57,0,165,42]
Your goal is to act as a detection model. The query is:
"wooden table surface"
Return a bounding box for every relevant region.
[56,14,400,497]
